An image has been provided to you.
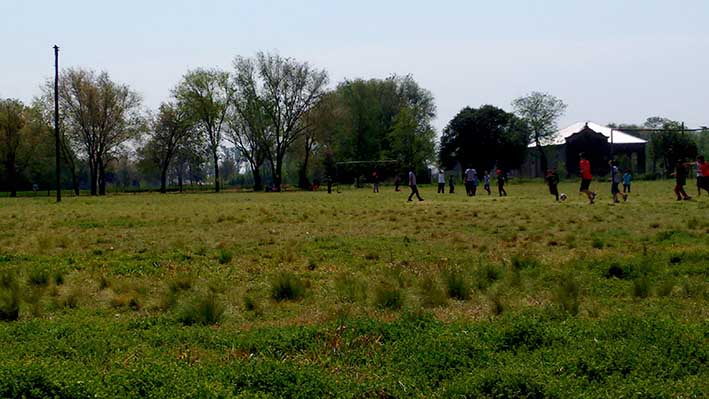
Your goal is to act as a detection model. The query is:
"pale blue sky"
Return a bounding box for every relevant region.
[2,0,708,131]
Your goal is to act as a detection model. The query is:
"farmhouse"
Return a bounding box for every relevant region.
[520,122,648,177]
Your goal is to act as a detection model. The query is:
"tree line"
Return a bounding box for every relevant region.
[1,54,707,196]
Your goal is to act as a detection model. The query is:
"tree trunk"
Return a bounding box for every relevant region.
[98,161,107,195]
[8,161,17,198]
[273,155,283,192]
[178,173,183,193]
[253,167,263,192]
[213,152,220,193]
[89,163,98,196]
[69,163,79,196]
[536,143,548,176]
[298,141,311,190]
[160,165,168,194]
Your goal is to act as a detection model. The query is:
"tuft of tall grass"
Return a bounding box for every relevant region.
[419,275,447,308]
[0,271,21,321]
[445,269,471,300]
[632,277,651,299]
[333,274,367,303]
[270,272,306,302]
[177,291,225,326]
[373,284,403,310]
[27,268,50,287]
[216,249,233,265]
[553,276,580,315]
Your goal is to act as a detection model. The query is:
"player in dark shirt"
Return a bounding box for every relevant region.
[545,168,560,201]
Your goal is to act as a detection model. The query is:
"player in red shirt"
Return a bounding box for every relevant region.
[579,153,596,204]
[697,155,709,195]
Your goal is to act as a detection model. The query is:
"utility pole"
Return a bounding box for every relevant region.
[54,45,61,202]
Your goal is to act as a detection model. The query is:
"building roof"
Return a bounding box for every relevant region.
[529,122,648,147]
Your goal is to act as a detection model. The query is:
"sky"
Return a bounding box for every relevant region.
[2,0,708,133]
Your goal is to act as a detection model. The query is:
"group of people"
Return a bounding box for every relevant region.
[543,152,709,205]
[370,153,709,204]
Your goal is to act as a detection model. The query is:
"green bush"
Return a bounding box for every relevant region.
[52,270,65,286]
[0,271,20,321]
[177,291,225,326]
[270,273,306,302]
[217,249,233,265]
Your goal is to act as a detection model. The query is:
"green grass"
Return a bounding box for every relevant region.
[0,180,707,397]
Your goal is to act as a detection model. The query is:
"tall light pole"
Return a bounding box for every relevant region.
[54,45,61,202]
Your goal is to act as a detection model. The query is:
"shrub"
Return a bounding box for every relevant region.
[553,276,580,315]
[0,271,21,321]
[270,272,306,302]
[445,270,471,300]
[419,275,447,308]
[177,291,225,326]
[633,277,651,299]
[61,287,82,309]
[27,268,50,287]
[373,284,403,310]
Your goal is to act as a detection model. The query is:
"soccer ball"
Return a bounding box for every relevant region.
[559,193,567,201]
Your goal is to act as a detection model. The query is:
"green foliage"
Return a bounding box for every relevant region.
[177,291,224,326]
[439,105,530,171]
[216,248,233,264]
[270,273,305,302]
[333,274,367,303]
[633,276,652,299]
[419,275,447,308]
[27,267,50,287]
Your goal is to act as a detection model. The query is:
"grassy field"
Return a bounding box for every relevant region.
[0,180,707,398]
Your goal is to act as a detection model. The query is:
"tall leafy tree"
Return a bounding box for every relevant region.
[143,102,194,193]
[439,105,530,173]
[255,52,329,191]
[56,68,143,195]
[228,57,269,191]
[174,68,233,192]
[647,119,697,176]
[0,99,27,197]
[512,92,567,172]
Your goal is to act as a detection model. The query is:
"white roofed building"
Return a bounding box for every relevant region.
[520,122,648,177]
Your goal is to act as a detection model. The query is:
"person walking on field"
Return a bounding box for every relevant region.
[372,170,379,193]
[695,155,709,195]
[623,169,633,193]
[464,167,477,196]
[394,175,401,192]
[609,160,628,203]
[545,168,560,201]
[437,170,446,194]
[578,153,596,204]
[483,171,491,195]
[448,175,455,194]
[407,169,424,202]
[496,167,507,196]
[672,160,692,201]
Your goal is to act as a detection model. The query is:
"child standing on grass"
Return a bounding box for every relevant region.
[696,155,709,196]
[623,169,632,193]
[545,168,560,201]
[483,171,491,195]
[609,160,628,203]
[671,160,692,201]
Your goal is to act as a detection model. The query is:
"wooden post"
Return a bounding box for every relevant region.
[54,45,61,203]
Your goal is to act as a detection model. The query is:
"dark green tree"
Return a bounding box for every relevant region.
[439,105,530,173]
